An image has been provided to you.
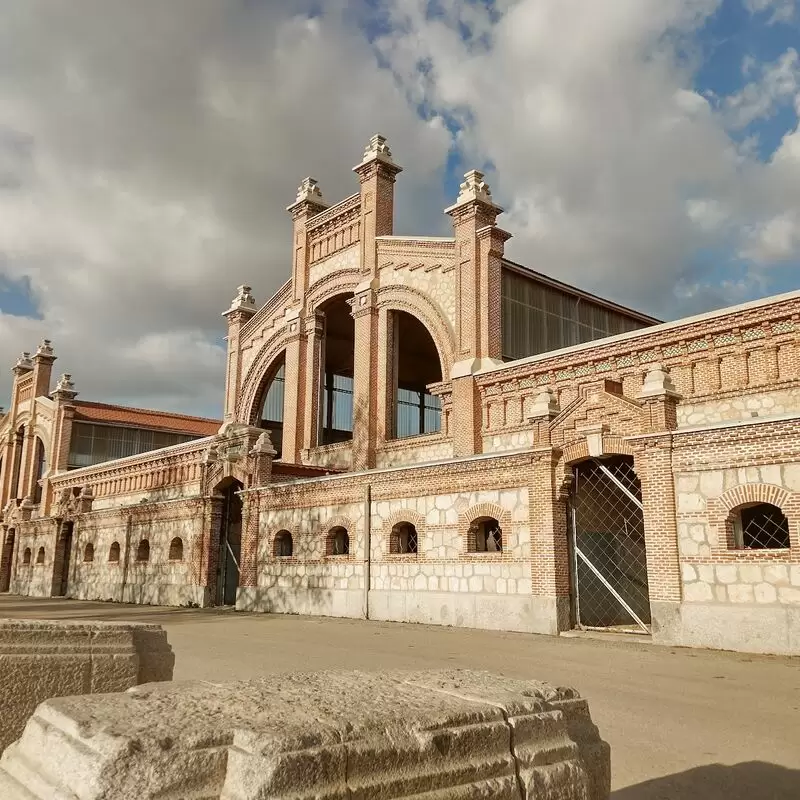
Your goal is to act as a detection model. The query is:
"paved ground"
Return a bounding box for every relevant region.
[0,596,798,798]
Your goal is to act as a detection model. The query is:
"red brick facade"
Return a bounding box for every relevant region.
[2,135,799,655]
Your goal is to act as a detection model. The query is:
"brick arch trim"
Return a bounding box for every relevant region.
[238,332,289,426]
[716,483,793,515]
[561,435,635,465]
[383,508,426,555]
[306,270,361,313]
[377,285,456,377]
[458,502,511,528]
[458,502,511,555]
[323,515,355,556]
[271,525,298,558]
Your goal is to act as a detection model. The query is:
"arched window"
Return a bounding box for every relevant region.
[169,537,184,561]
[258,356,285,459]
[328,526,350,556]
[136,539,150,562]
[389,311,443,438]
[36,546,45,565]
[732,503,790,550]
[390,522,418,554]
[109,542,121,563]
[33,437,46,505]
[274,530,293,557]
[469,517,503,553]
[83,543,94,563]
[22,547,31,566]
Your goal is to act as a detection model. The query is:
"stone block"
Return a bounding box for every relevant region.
[0,619,173,754]
[0,669,609,800]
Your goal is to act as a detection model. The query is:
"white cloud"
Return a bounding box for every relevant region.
[0,1,451,414]
[744,0,798,24]
[725,48,800,128]
[0,0,798,417]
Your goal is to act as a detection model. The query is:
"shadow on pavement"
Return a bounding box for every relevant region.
[613,761,799,799]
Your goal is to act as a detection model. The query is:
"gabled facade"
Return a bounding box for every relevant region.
[1,135,799,655]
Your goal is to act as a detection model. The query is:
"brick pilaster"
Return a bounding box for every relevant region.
[635,437,682,604]
[222,287,257,423]
[351,286,379,470]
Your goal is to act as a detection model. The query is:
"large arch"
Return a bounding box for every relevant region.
[386,309,444,439]
[238,328,290,426]
[248,351,286,456]
[306,270,361,315]
[376,285,456,378]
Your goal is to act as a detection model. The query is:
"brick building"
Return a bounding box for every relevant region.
[1,135,798,654]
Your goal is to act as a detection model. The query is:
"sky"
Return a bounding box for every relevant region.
[0,0,798,419]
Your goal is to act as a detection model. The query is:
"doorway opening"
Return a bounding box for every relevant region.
[54,521,74,597]
[0,529,15,592]
[216,479,243,606]
[569,456,650,634]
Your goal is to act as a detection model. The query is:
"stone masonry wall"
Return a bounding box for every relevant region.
[244,452,543,633]
[670,417,800,654]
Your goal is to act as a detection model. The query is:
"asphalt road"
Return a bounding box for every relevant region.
[1,595,798,798]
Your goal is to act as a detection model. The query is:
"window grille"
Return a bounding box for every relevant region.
[734,504,790,550]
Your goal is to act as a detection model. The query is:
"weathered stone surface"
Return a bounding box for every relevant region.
[0,618,174,754]
[0,669,609,800]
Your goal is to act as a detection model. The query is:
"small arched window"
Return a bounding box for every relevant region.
[109,542,121,563]
[169,537,183,561]
[390,522,418,554]
[22,547,31,566]
[469,517,503,553]
[136,539,150,562]
[83,543,94,563]
[329,526,349,556]
[36,546,45,565]
[275,530,293,557]
[733,503,790,550]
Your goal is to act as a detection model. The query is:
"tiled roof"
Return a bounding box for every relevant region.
[72,401,220,437]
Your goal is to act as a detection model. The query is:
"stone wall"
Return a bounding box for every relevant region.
[242,453,547,633]
[669,417,800,654]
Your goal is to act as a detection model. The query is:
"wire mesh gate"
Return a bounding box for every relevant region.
[569,457,651,634]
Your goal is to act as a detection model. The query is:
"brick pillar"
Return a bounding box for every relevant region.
[529,452,572,633]
[30,340,55,400]
[445,172,511,456]
[287,178,329,305]
[301,311,324,454]
[350,284,379,470]
[451,372,483,457]
[376,307,398,445]
[238,433,275,604]
[635,436,682,643]
[222,286,257,423]
[445,171,510,364]
[281,310,305,462]
[352,135,402,279]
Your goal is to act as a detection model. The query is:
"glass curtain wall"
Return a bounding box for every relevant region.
[501,269,649,361]
[68,423,198,469]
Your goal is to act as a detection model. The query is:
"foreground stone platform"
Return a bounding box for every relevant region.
[0,669,609,799]
[0,618,174,753]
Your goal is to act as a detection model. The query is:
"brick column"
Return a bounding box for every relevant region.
[280,310,305,462]
[529,451,572,634]
[287,178,329,305]
[237,433,275,605]
[301,311,324,454]
[352,135,402,279]
[222,287,257,423]
[451,371,483,457]
[376,307,398,445]
[635,436,682,643]
[350,284,379,470]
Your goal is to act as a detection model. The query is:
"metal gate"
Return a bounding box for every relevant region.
[569,457,651,633]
